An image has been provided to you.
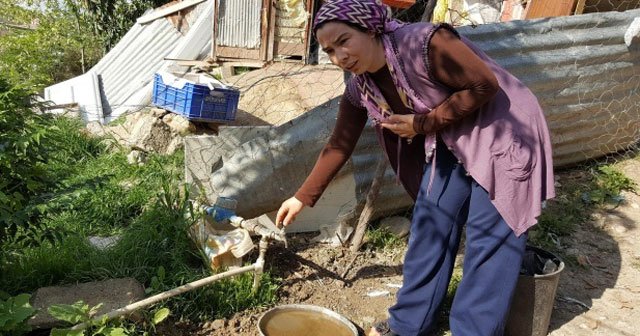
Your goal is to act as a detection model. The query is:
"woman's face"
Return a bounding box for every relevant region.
[316,21,384,75]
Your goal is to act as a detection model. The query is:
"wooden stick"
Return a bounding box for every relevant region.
[350,158,388,252]
[340,253,360,279]
[211,0,219,61]
[136,0,207,24]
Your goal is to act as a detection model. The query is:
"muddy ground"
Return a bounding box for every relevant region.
[165,158,640,336]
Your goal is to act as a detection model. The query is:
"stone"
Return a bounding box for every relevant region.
[165,136,184,155]
[104,124,131,148]
[88,235,121,250]
[85,121,106,137]
[29,278,145,329]
[127,150,147,165]
[128,115,173,153]
[379,216,411,238]
[360,315,376,328]
[162,113,196,136]
[150,108,169,118]
[625,17,640,47]
[211,319,226,329]
[612,223,628,234]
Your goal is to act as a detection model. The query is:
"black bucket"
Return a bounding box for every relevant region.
[505,245,565,336]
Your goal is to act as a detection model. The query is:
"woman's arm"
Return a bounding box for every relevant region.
[276,94,367,226]
[294,94,368,206]
[413,27,499,134]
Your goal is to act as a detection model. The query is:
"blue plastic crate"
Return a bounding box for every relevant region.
[152,73,239,122]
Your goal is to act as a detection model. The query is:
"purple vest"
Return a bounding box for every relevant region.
[350,23,555,236]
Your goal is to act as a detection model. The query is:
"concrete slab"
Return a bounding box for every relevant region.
[29,278,145,329]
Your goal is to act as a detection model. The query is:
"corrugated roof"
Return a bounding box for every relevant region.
[196,8,640,219]
[461,9,640,166]
[45,0,215,123]
[218,0,262,49]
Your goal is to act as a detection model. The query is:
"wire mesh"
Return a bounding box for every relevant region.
[61,0,640,237]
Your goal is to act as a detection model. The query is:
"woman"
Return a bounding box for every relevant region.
[276,1,555,335]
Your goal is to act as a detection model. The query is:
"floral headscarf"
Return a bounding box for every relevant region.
[312,0,432,124]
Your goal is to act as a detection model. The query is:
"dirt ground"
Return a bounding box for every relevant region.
[179,158,640,336]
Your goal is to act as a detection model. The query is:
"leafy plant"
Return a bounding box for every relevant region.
[530,162,637,250]
[585,165,636,205]
[0,293,37,336]
[48,301,170,336]
[70,0,173,51]
[365,226,406,251]
[0,78,53,247]
[0,1,103,88]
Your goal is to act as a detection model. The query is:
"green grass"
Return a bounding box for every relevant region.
[0,115,280,325]
[364,226,407,251]
[529,160,637,251]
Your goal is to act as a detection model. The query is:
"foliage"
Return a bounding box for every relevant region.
[0,293,37,336]
[0,1,103,88]
[73,0,172,51]
[0,78,53,247]
[1,149,279,323]
[48,300,169,336]
[1,78,108,254]
[365,226,406,251]
[585,165,636,205]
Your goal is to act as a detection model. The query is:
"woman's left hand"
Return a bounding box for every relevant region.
[380,114,417,140]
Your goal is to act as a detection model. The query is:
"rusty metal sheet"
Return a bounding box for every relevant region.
[218,0,262,49]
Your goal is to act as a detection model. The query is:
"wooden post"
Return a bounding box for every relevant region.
[211,0,219,61]
[349,158,388,252]
[574,0,587,15]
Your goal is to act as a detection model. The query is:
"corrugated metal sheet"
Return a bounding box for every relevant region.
[218,0,262,49]
[78,0,214,122]
[349,9,640,212]
[92,18,183,117]
[460,9,640,166]
[187,9,640,227]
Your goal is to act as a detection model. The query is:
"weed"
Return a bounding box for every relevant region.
[48,301,170,336]
[0,293,37,335]
[587,165,636,205]
[529,161,636,251]
[365,226,406,251]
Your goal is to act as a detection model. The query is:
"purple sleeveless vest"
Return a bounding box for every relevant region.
[348,22,555,236]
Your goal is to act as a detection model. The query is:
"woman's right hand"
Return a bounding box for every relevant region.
[275,196,305,227]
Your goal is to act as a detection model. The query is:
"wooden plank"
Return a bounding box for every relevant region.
[43,103,79,110]
[260,0,270,61]
[137,0,207,24]
[525,0,578,19]
[276,27,305,39]
[303,0,314,62]
[267,0,277,62]
[211,0,219,60]
[274,41,305,57]
[217,46,261,60]
[574,0,587,14]
[0,21,35,30]
[164,59,218,67]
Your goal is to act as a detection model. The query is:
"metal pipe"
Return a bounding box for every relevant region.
[70,264,257,330]
[253,237,269,291]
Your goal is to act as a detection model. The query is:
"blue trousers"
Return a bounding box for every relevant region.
[388,141,528,336]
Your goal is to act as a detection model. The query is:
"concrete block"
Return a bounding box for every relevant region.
[29,278,145,329]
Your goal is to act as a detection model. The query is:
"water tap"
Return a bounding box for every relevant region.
[202,197,287,247]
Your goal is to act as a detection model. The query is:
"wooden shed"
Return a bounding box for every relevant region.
[214,0,315,64]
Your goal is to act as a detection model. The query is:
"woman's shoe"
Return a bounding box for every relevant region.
[371,320,399,336]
